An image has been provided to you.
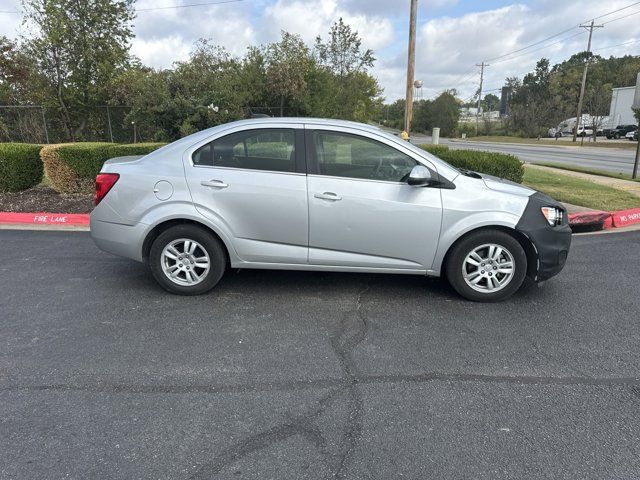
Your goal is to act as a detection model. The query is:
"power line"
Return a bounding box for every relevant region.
[0,0,245,15]
[484,2,640,63]
[600,8,640,25]
[490,31,587,66]
[590,1,640,21]
[136,0,244,12]
[593,38,640,52]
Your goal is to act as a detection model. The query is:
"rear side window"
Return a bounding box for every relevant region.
[313,131,417,182]
[192,128,296,173]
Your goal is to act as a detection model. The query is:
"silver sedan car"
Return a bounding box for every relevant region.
[90,118,571,301]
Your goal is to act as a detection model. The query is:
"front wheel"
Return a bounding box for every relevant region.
[445,230,527,302]
[149,224,226,295]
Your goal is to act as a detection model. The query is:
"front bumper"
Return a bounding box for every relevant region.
[516,192,572,282]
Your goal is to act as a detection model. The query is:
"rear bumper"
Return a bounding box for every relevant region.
[90,216,147,262]
[516,192,572,282]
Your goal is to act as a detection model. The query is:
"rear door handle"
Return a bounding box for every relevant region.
[314,192,342,201]
[201,179,228,189]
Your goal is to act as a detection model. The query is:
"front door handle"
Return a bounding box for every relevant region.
[314,192,342,201]
[201,179,228,189]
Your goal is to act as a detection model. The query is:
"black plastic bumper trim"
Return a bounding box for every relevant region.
[516,192,572,282]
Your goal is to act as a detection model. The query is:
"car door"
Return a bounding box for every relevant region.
[306,126,443,270]
[184,125,309,264]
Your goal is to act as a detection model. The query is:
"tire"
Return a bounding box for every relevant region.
[445,230,527,302]
[149,224,226,295]
[614,133,620,139]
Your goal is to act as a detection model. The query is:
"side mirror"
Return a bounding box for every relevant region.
[407,165,433,186]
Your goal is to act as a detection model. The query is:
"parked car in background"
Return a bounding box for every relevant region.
[90,118,571,302]
[576,125,593,137]
[626,130,638,141]
[605,124,638,139]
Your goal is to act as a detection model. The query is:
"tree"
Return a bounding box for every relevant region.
[314,17,374,77]
[482,93,500,112]
[21,0,135,139]
[412,91,460,136]
[508,59,556,137]
[0,36,32,104]
[265,32,310,117]
[584,82,612,142]
[313,18,380,120]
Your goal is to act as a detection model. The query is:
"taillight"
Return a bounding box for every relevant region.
[95,173,120,205]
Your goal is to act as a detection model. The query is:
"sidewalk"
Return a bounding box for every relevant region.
[526,164,640,198]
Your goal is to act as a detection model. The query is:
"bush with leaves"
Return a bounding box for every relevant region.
[42,142,165,193]
[0,143,43,192]
[418,144,524,183]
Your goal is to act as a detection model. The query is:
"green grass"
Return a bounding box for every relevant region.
[523,166,640,211]
[534,162,640,182]
[466,135,637,150]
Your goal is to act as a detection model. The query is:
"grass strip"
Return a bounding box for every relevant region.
[523,166,640,211]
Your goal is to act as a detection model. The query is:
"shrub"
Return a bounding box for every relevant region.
[418,144,524,184]
[42,142,166,193]
[419,144,450,157]
[0,143,43,192]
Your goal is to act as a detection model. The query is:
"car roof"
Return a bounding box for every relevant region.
[226,116,383,131]
[164,117,384,150]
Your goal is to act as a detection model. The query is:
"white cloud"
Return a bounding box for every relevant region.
[262,0,394,50]
[131,35,191,68]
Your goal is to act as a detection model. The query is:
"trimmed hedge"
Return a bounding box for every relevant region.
[0,143,43,192]
[418,144,524,184]
[42,142,166,193]
[419,144,450,157]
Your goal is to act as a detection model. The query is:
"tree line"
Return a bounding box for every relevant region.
[0,0,381,142]
[381,54,640,138]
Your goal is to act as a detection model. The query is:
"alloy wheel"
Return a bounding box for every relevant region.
[161,238,211,286]
[461,243,515,293]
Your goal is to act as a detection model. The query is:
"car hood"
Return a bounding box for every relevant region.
[480,173,535,197]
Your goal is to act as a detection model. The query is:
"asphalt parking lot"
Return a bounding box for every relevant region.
[1,230,640,479]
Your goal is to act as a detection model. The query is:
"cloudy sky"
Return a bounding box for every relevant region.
[1,0,640,102]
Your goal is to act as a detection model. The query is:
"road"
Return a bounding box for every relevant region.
[411,134,638,175]
[2,230,640,479]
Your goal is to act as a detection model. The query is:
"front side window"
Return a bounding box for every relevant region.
[192,128,296,173]
[313,131,417,182]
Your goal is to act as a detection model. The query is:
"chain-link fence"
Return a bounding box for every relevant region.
[0,105,308,144]
[246,106,302,118]
[0,105,150,144]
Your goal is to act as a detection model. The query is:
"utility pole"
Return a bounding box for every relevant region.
[403,0,418,137]
[573,20,603,142]
[632,72,640,179]
[475,62,488,136]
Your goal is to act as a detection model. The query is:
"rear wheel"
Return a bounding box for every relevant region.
[149,224,226,295]
[445,230,527,302]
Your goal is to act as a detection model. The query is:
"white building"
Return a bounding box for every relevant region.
[607,86,638,127]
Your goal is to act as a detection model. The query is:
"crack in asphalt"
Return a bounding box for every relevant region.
[187,282,373,479]
[189,388,341,479]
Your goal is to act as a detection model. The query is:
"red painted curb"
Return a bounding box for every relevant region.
[0,212,90,226]
[568,210,612,229]
[611,208,640,228]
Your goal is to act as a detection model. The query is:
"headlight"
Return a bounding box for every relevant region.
[541,206,563,226]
